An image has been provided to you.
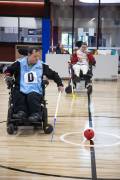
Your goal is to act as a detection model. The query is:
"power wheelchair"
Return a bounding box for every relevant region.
[6,78,53,135]
[65,63,93,95]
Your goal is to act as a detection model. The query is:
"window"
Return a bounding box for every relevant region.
[0,16,42,44]
[51,1,120,54]
[0,17,18,42]
[19,17,42,43]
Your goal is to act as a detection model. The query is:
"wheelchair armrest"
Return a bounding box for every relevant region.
[5,76,15,89]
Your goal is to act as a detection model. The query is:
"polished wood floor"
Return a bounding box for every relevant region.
[0,74,120,180]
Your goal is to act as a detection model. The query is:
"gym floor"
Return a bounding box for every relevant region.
[0,74,120,180]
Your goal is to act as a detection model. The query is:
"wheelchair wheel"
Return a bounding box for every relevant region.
[42,107,48,126]
[42,107,53,134]
[65,85,72,94]
[7,123,15,135]
[44,124,53,134]
[87,85,92,95]
[7,106,13,122]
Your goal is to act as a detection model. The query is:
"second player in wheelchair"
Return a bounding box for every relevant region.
[65,42,96,94]
[5,47,64,134]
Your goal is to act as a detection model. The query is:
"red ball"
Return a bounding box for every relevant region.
[84,128,95,140]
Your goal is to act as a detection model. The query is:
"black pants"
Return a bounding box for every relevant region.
[13,89,43,116]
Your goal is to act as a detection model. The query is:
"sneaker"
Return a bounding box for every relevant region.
[28,113,42,122]
[13,111,27,119]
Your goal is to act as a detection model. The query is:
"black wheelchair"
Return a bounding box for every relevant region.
[6,79,53,135]
[65,64,93,95]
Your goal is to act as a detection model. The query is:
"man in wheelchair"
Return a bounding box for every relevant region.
[5,48,64,133]
[66,42,96,94]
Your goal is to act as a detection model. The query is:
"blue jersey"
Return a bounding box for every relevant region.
[19,57,43,95]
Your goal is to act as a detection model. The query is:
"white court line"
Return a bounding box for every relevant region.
[60,131,120,148]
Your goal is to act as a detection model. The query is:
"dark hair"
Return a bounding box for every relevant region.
[27,47,41,55]
[75,41,83,48]
[81,42,88,46]
[18,48,28,56]
[28,47,37,55]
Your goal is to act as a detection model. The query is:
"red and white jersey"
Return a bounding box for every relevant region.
[76,49,88,66]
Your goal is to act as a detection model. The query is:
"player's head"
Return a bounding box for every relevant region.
[28,48,38,65]
[81,42,88,52]
[18,48,28,56]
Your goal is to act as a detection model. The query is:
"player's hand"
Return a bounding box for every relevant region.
[58,86,64,93]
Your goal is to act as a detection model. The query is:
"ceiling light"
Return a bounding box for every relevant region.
[88,18,95,23]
